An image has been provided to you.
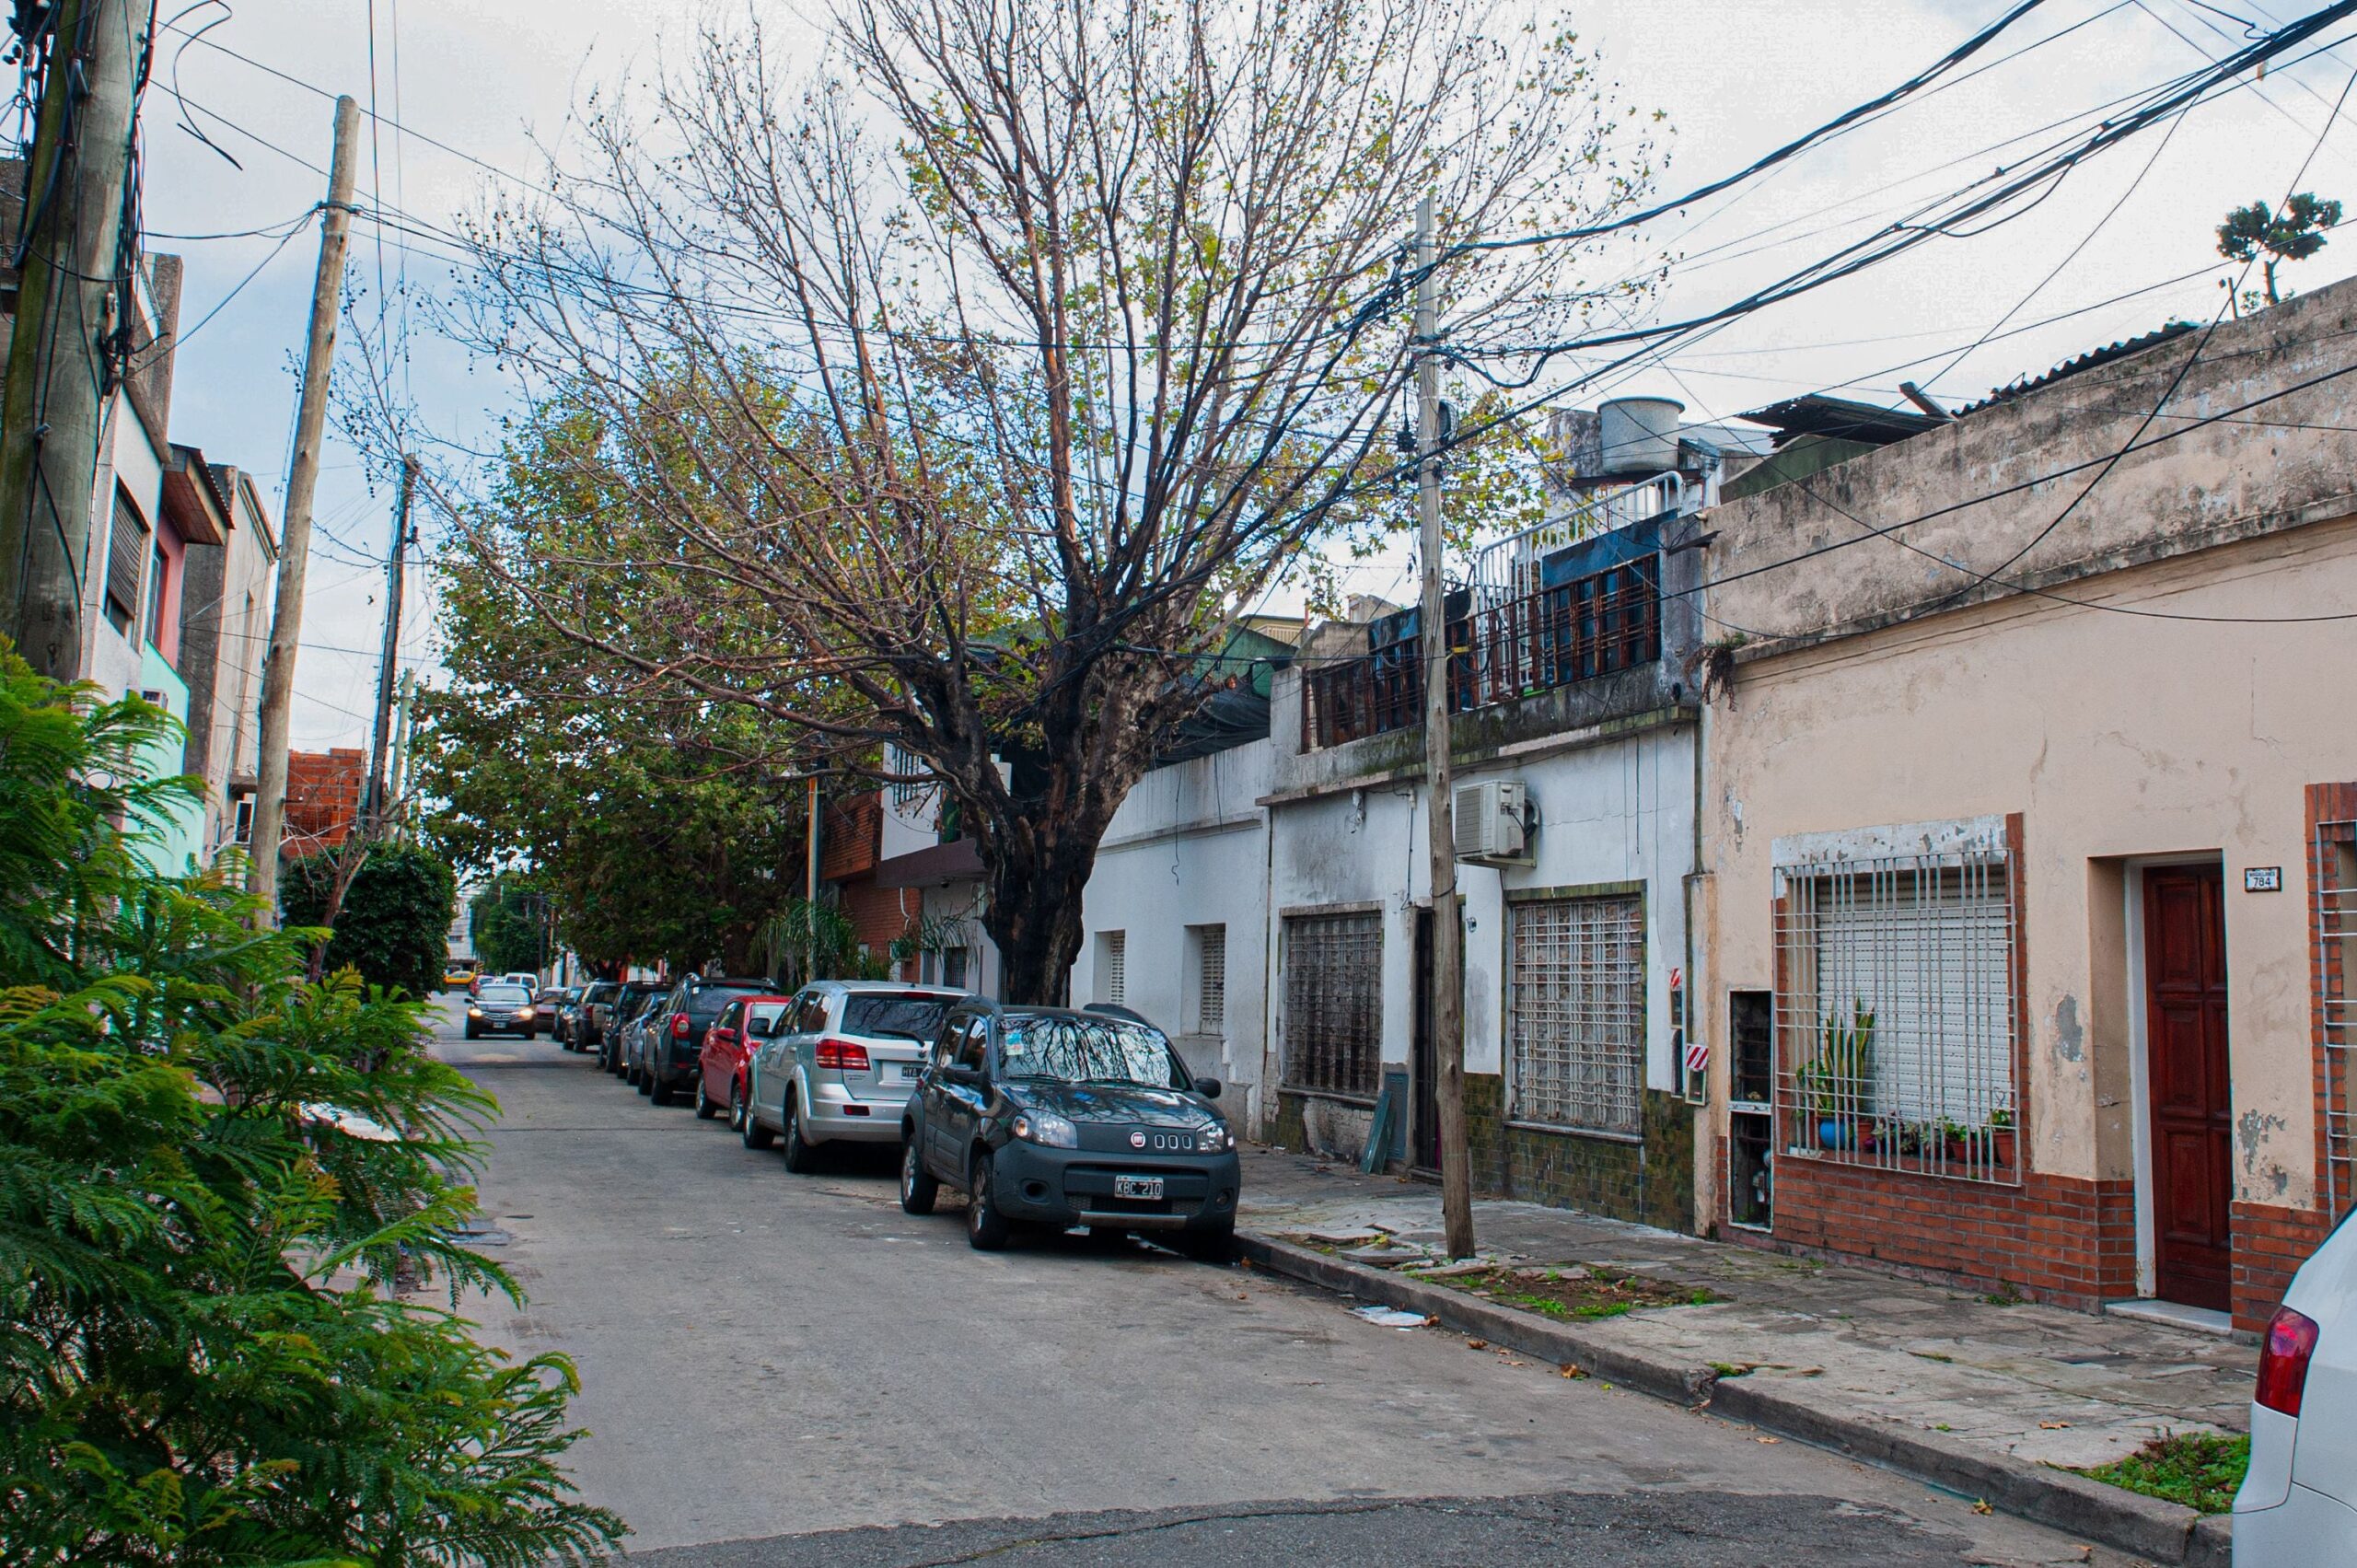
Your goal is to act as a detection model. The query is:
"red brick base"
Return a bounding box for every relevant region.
[840,877,916,979]
[1722,1151,2136,1309]
[2233,1200,2336,1331]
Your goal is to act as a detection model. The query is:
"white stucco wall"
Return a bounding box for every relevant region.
[1071,740,1274,1120]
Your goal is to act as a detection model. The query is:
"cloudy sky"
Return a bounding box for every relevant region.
[141,0,2357,747]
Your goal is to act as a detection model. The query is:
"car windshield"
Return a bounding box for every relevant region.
[686,985,772,1018]
[584,982,618,1004]
[479,986,530,1006]
[1000,1014,1185,1088]
[842,995,949,1043]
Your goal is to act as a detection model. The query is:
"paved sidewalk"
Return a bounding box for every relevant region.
[1237,1147,2255,1562]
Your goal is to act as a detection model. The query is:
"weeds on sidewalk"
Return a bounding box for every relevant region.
[2080,1430,2250,1514]
[1439,1265,1720,1320]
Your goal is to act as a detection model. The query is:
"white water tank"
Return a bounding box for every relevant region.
[1598,396,1683,475]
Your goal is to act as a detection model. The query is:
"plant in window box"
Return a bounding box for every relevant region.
[1985,1108,2016,1168]
[1936,1116,1979,1165]
[1808,1000,1875,1151]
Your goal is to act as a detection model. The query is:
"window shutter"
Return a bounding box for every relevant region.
[107,489,147,622]
[1104,931,1125,1005]
[1507,893,1644,1134]
[1197,926,1225,1032]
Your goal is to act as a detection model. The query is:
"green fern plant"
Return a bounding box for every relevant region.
[0,640,622,1566]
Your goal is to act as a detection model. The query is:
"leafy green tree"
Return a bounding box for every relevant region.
[0,642,622,1566]
[2218,192,2342,306]
[281,841,459,999]
[469,876,551,979]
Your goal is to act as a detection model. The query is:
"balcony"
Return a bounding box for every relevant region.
[1303,552,1663,751]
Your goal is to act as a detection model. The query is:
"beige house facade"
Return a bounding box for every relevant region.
[1697,278,2357,1331]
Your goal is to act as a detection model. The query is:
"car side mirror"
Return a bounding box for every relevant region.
[1195,1077,1222,1099]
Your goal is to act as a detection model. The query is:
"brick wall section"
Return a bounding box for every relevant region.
[821,793,881,882]
[2235,1199,2336,1331]
[283,748,364,854]
[839,877,912,975]
[1748,1160,2136,1307]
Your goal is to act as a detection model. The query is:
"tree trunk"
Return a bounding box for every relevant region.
[981,835,1097,1005]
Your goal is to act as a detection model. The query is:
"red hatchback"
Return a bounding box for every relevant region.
[696,993,793,1124]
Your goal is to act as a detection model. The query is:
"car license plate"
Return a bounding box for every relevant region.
[1114,1176,1164,1200]
[898,1063,923,1080]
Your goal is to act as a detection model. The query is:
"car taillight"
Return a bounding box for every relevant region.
[2258,1305,2321,1417]
[670,1014,690,1038]
[815,1038,870,1072]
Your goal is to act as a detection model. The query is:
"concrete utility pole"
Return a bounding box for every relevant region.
[805,774,821,904]
[389,667,415,839]
[361,454,415,830]
[1415,195,1474,1259]
[248,96,361,922]
[0,0,145,678]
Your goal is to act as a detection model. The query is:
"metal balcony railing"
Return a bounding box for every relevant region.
[1304,556,1661,750]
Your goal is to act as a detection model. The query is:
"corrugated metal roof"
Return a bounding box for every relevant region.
[1956,322,2197,416]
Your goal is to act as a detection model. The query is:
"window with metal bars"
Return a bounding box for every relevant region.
[2317,822,2357,1217]
[1097,930,1126,1006]
[1774,850,2018,1184]
[1283,910,1382,1098]
[1191,923,1226,1034]
[1507,893,1645,1135]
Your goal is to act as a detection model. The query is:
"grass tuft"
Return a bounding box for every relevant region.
[2081,1431,2249,1515]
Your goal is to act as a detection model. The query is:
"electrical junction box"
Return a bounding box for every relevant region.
[1453,779,1531,866]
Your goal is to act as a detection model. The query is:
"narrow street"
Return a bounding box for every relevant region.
[428,998,2134,1567]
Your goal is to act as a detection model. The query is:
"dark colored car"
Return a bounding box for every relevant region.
[532,986,573,1039]
[569,980,621,1053]
[600,982,668,1074]
[464,982,539,1040]
[642,975,780,1105]
[899,1002,1238,1257]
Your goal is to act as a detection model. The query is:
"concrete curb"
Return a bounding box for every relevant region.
[1237,1230,2223,1565]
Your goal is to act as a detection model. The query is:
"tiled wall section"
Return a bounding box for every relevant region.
[1464,1074,1696,1233]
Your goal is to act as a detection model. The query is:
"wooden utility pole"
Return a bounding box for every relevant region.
[0,0,145,677]
[388,668,416,839]
[805,774,821,903]
[248,96,362,921]
[1416,195,1474,1259]
[361,455,416,830]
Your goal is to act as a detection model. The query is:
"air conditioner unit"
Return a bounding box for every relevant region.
[1453,779,1530,866]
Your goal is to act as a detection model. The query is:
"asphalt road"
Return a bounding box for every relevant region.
[428,996,2132,1567]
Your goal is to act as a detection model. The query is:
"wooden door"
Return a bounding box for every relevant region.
[2143,865,2233,1311]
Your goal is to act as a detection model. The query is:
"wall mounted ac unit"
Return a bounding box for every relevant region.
[1453,778,1531,866]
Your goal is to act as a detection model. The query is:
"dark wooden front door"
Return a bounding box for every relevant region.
[1411,908,1440,1170]
[2144,865,2233,1311]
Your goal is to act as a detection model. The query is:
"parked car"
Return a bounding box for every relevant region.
[742,983,960,1165]
[696,993,793,1122]
[464,982,539,1041]
[500,970,540,992]
[2235,1212,2357,1558]
[642,975,779,1105]
[598,981,666,1072]
[605,986,666,1075]
[531,986,573,1039]
[569,980,621,1052]
[895,1002,1237,1256]
[621,1001,667,1086]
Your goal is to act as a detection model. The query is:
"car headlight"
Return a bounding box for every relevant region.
[1011,1110,1079,1148]
[1196,1121,1235,1154]
[467,1006,482,1016]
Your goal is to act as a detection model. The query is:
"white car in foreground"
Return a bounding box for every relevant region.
[2235,1212,2357,1560]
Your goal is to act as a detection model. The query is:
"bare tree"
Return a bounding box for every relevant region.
[430,0,1659,1001]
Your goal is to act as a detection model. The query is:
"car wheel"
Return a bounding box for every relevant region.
[649,1071,674,1107]
[900,1138,938,1215]
[463,1022,480,1040]
[740,1091,775,1149]
[1176,1224,1237,1264]
[637,1066,655,1097]
[780,1095,817,1175]
[727,1078,748,1133]
[965,1151,1011,1251]
[693,1076,719,1120]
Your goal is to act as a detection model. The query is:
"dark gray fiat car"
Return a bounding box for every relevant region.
[899,1002,1239,1257]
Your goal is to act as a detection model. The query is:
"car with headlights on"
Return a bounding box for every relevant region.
[744,982,961,1168]
[464,982,539,1040]
[898,1002,1238,1256]
[2235,1210,2357,1559]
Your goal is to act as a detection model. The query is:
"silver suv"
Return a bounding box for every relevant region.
[743,982,964,1172]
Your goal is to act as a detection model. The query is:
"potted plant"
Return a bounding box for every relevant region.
[1986,1108,2016,1167]
[1809,1000,1876,1152]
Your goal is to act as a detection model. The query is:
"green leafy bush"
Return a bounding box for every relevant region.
[0,644,621,1566]
[2082,1430,2250,1515]
[282,840,459,998]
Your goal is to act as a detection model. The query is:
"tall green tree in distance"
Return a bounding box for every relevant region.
[470,876,550,978]
[281,841,459,998]
[2218,191,2342,306]
[0,641,621,1565]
